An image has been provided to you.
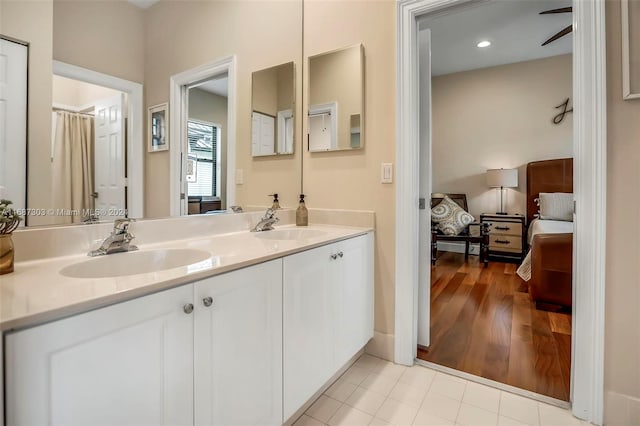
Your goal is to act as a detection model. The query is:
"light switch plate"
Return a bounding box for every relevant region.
[235,169,244,185]
[381,163,393,184]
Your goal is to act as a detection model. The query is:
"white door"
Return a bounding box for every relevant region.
[335,233,375,368]
[418,28,433,347]
[283,244,338,420]
[94,93,126,220]
[194,260,283,426]
[4,285,194,426]
[0,38,28,215]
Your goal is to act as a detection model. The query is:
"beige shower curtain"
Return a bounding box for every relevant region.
[52,111,95,224]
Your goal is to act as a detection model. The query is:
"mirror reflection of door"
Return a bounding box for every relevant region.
[185,74,229,215]
[51,75,127,224]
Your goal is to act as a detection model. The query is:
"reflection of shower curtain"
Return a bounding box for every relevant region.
[51,111,95,224]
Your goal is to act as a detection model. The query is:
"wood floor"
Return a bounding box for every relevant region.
[417,252,571,401]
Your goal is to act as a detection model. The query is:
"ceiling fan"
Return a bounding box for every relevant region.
[540,6,573,46]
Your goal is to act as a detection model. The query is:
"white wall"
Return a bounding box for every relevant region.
[432,54,573,219]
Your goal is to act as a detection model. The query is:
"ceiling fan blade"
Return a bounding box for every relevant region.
[542,25,573,46]
[540,7,573,14]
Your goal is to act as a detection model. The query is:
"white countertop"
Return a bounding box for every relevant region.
[0,224,372,332]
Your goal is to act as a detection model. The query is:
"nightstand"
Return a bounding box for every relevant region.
[480,213,526,262]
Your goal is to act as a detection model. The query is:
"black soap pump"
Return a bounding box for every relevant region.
[269,193,280,210]
[296,194,308,226]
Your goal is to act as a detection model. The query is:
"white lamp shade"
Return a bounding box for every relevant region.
[486,168,518,188]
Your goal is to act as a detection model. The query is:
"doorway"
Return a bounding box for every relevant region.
[51,75,128,224]
[395,0,607,424]
[414,0,574,403]
[169,56,236,217]
[52,61,144,220]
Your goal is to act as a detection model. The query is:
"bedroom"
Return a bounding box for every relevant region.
[417,0,575,404]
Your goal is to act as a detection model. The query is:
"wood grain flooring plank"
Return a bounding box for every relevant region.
[418,253,571,401]
[548,312,572,335]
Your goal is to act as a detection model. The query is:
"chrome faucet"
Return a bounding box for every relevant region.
[251,208,279,232]
[88,219,138,256]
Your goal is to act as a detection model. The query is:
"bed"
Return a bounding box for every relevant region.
[516,158,573,309]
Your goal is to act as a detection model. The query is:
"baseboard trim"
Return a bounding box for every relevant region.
[605,390,640,426]
[437,241,479,255]
[365,331,394,361]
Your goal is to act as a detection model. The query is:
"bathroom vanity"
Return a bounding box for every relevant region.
[0,216,374,426]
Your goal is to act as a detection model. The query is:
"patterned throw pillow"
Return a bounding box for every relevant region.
[431,196,475,236]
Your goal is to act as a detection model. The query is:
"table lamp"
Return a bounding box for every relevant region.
[486,168,518,215]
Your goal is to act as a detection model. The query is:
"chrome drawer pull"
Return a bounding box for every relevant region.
[495,239,511,244]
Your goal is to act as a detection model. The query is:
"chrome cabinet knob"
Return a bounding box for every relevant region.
[338,251,344,258]
[203,297,214,307]
[183,303,194,314]
[330,254,338,260]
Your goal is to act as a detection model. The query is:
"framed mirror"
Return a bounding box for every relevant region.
[308,44,364,152]
[251,62,296,157]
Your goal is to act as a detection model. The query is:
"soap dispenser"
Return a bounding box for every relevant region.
[296,194,308,226]
[269,193,281,210]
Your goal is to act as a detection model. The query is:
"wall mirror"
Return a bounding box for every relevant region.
[308,44,364,152]
[2,0,303,226]
[251,62,295,156]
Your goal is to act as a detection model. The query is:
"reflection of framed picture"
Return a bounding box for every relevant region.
[186,154,197,182]
[622,0,640,100]
[148,103,169,152]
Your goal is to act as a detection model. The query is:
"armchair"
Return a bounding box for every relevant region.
[431,193,490,267]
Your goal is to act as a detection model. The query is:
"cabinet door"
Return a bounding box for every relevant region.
[283,244,338,420]
[194,259,283,426]
[335,233,375,368]
[5,285,194,426]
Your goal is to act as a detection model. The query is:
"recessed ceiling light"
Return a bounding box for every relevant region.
[477,41,491,48]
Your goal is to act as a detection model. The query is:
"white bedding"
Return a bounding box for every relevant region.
[517,219,574,281]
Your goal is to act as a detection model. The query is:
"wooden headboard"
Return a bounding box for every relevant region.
[526,158,573,224]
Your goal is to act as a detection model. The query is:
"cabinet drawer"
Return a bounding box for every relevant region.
[486,221,522,236]
[489,234,522,252]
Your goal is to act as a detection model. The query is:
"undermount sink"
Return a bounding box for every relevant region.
[60,249,212,279]
[252,228,327,241]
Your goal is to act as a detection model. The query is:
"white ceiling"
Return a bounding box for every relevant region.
[192,75,229,98]
[128,0,158,9]
[419,0,572,76]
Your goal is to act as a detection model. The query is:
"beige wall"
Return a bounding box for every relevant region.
[604,0,640,424]
[303,0,396,341]
[188,88,229,209]
[52,0,145,83]
[253,66,278,116]
[144,1,303,217]
[52,75,121,108]
[309,46,362,150]
[432,55,573,219]
[1,0,53,227]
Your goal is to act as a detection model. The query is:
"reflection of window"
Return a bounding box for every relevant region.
[187,120,220,197]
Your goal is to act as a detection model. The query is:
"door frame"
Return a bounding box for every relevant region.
[169,55,236,216]
[52,61,144,219]
[394,0,607,424]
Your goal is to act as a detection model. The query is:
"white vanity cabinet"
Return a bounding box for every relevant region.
[4,260,283,426]
[193,259,283,426]
[283,233,374,420]
[5,284,195,426]
[3,232,373,426]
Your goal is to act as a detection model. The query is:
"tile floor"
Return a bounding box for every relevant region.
[294,354,589,426]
